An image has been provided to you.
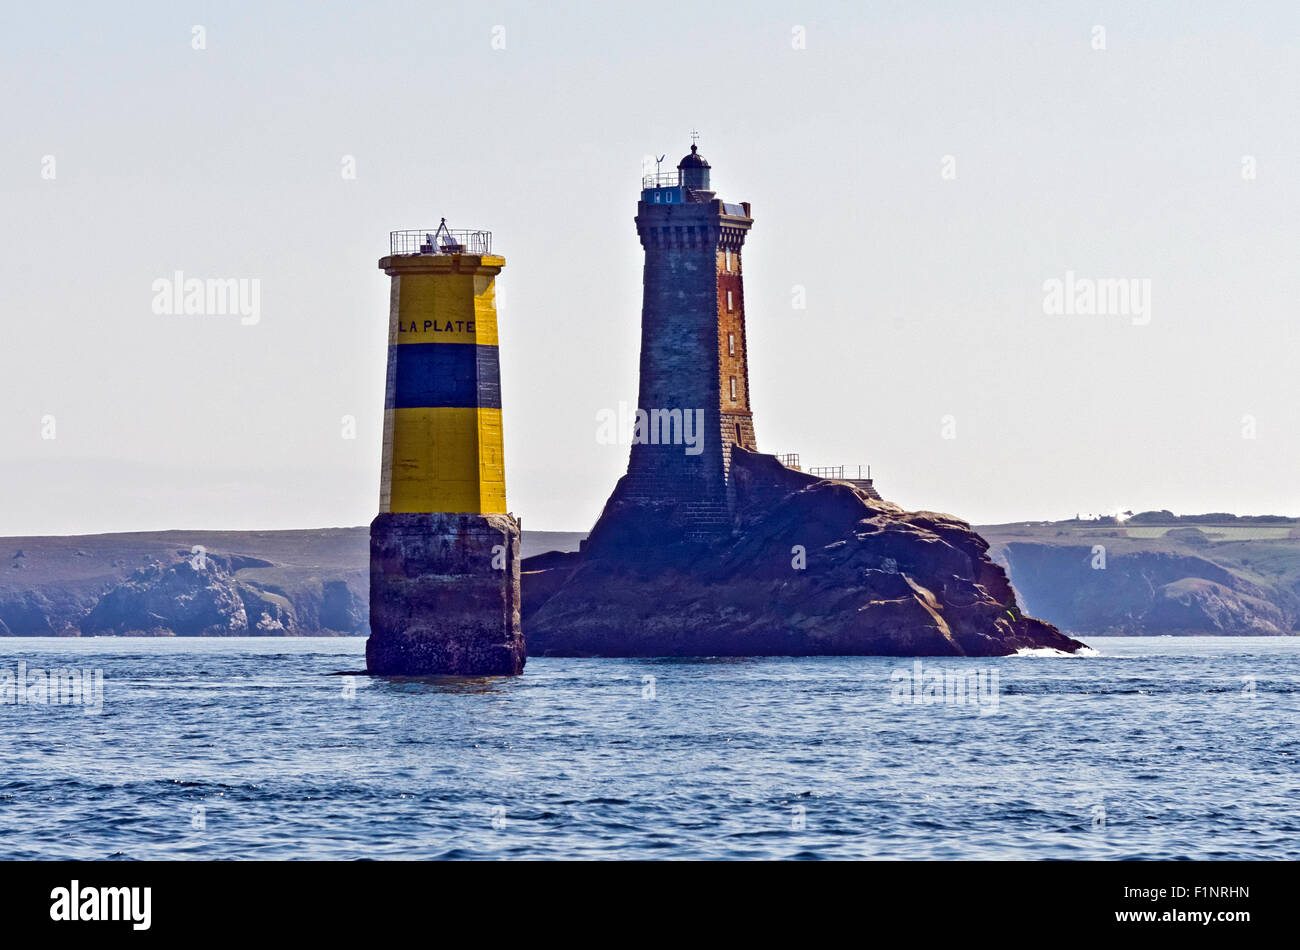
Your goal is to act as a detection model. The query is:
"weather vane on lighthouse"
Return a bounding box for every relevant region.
[689,128,700,145]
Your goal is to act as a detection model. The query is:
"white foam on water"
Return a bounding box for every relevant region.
[1013,645,1102,658]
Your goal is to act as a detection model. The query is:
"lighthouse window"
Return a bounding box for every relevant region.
[735,423,742,444]
[729,377,737,401]
[726,290,734,311]
[728,333,735,356]
[724,250,732,272]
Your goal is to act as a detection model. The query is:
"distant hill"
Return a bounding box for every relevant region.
[0,528,585,636]
[2,513,1297,637]
[979,513,1300,636]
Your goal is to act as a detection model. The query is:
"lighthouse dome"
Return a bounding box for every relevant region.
[678,144,711,191]
[677,144,710,169]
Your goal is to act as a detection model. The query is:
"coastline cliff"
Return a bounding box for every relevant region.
[3,507,1297,639]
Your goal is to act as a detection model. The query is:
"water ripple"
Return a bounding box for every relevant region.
[0,636,1297,859]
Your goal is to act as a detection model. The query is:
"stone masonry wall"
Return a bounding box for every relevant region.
[620,204,728,513]
[367,511,524,675]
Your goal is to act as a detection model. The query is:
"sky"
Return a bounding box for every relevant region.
[2,0,1298,536]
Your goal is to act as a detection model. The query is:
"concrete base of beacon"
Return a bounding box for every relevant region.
[366,512,525,676]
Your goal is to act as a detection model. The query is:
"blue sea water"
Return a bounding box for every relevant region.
[0,636,1296,860]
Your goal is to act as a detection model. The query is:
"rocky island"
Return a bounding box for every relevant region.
[3,508,1298,640]
[521,448,1085,657]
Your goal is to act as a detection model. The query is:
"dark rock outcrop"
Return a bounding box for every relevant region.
[9,513,1293,639]
[0,590,65,635]
[319,580,368,634]
[236,583,298,636]
[82,555,251,636]
[0,526,575,637]
[522,448,1086,657]
[75,550,368,637]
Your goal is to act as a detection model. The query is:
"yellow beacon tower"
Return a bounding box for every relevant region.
[366,221,525,676]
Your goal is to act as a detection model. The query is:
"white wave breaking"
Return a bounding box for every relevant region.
[1012,645,1102,658]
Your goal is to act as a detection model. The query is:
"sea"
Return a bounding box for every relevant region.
[0,636,1296,860]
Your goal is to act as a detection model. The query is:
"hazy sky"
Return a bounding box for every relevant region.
[3,1,1298,536]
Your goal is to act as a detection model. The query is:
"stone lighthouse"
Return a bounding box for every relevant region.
[366,222,525,676]
[587,139,758,548]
